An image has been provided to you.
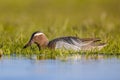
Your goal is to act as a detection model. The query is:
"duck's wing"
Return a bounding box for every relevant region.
[60,37,101,46]
[48,37,81,50]
[48,36,101,48]
[79,38,101,44]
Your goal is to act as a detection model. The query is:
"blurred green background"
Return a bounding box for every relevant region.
[0,0,120,54]
[0,0,120,36]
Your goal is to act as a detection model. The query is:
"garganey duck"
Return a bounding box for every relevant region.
[23,31,106,51]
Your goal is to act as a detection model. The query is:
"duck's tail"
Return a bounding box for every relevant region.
[92,43,107,50]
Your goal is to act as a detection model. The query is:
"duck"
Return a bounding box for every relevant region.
[23,31,107,51]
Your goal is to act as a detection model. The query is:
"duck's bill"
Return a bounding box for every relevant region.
[23,41,33,49]
[23,43,29,48]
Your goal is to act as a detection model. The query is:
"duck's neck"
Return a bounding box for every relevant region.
[37,39,49,50]
[42,40,49,48]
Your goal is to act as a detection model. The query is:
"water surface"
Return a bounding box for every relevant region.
[0,55,120,80]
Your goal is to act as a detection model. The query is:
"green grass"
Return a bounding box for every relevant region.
[0,0,120,59]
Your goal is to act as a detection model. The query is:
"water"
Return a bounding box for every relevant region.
[0,55,120,80]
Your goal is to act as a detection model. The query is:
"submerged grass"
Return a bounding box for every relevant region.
[0,0,120,59]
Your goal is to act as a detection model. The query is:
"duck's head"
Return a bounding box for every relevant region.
[23,31,49,50]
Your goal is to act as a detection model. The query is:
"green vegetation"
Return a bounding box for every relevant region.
[0,0,120,59]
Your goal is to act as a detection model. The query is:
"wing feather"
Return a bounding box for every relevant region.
[48,36,101,48]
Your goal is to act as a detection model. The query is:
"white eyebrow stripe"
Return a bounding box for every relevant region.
[34,33,44,36]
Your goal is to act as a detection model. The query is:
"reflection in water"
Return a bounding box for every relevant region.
[26,54,120,61]
[0,55,120,80]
